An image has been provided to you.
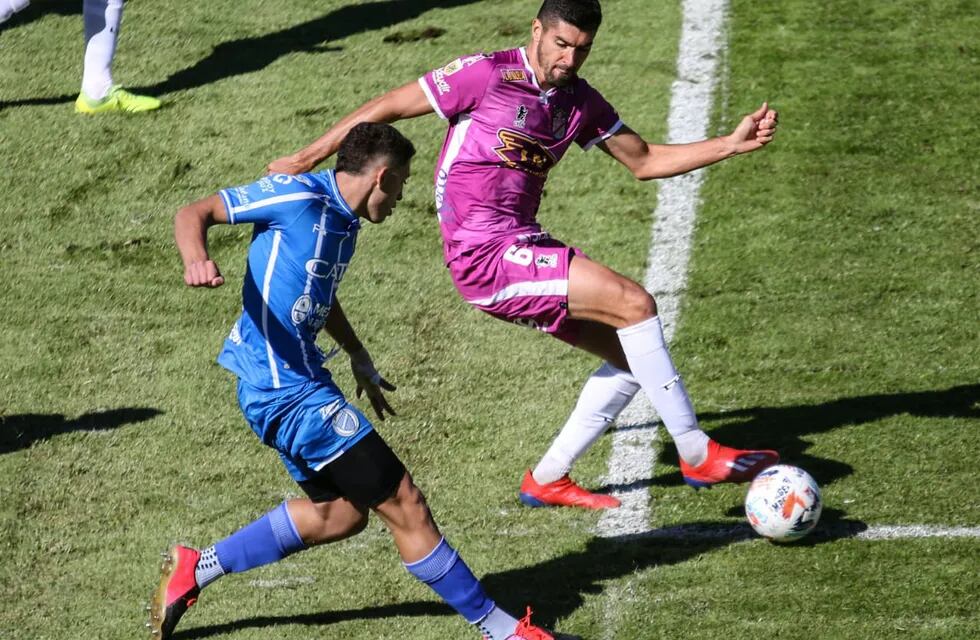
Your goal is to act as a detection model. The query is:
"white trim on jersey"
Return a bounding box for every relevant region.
[218,190,235,223]
[326,170,355,216]
[262,231,283,388]
[298,208,329,379]
[418,76,447,120]
[226,192,324,223]
[465,278,568,307]
[434,114,473,217]
[583,119,625,151]
[519,47,541,90]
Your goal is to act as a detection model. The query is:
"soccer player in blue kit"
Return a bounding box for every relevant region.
[148,123,556,640]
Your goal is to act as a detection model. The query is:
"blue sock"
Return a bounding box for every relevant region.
[214,502,306,573]
[404,537,495,623]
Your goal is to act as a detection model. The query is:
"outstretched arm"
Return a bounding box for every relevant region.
[268,80,434,175]
[174,194,229,287]
[598,102,778,180]
[322,299,397,421]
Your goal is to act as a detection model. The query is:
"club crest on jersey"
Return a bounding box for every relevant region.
[501,68,527,82]
[332,408,360,437]
[514,105,529,128]
[493,129,558,177]
[551,108,569,139]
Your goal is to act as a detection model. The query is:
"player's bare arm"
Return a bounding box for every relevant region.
[321,299,397,421]
[598,102,778,180]
[267,81,434,175]
[174,194,228,288]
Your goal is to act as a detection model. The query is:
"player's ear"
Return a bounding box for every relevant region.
[531,18,543,43]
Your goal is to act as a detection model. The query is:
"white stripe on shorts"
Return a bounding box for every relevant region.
[466,278,568,307]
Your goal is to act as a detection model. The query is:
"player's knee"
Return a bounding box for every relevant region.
[619,282,657,324]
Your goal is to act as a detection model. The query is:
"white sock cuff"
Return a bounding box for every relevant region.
[616,315,666,348]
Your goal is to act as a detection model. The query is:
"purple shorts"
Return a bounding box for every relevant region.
[448,234,584,344]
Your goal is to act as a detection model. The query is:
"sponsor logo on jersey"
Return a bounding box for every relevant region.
[229,321,243,344]
[332,407,360,437]
[534,253,558,268]
[310,303,330,332]
[493,129,558,177]
[431,69,451,95]
[231,186,251,205]
[305,259,349,282]
[514,104,529,128]
[552,108,569,138]
[434,168,449,209]
[291,294,313,324]
[501,68,527,82]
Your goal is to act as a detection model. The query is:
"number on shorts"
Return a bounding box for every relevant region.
[504,245,533,267]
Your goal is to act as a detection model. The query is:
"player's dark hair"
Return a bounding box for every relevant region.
[536,0,602,33]
[336,122,416,174]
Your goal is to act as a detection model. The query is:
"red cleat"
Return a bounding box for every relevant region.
[519,470,620,510]
[147,545,200,639]
[483,607,555,640]
[679,440,779,489]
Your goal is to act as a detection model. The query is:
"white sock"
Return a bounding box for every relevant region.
[617,316,709,466]
[477,605,519,640]
[0,0,30,25]
[194,546,225,589]
[81,0,123,99]
[532,362,640,484]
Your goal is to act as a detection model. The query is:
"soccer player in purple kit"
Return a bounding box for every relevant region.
[269,0,781,510]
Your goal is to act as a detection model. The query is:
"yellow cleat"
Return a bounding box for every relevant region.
[75,86,161,114]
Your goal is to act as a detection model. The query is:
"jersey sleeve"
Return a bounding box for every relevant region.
[576,86,625,151]
[218,174,322,226]
[418,53,495,120]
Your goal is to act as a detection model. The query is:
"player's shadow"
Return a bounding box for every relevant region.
[600,383,978,492]
[0,408,163,454]
[0,0,483,110]
[170,511,867,638]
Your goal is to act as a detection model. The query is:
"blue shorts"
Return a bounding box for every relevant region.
[236,376,374,482]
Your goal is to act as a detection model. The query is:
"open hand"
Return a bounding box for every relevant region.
[349,348,397,421]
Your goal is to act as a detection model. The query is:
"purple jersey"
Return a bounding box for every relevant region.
[419,47,623,263]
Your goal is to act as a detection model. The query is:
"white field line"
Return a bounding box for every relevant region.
[596,0,730,541]
[596,2,730,637]
[617,523,980,543]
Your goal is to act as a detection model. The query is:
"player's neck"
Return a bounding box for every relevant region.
[334,170,371,217]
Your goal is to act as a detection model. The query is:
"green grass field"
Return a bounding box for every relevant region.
[1,1,977,638]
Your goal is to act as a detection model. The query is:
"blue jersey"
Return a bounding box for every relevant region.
[216,170,360,389]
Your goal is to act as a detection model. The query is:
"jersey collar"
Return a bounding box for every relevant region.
[519,46,558,100]
[325,169,359,227]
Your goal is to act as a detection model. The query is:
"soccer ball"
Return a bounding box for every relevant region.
[744,464,822,542]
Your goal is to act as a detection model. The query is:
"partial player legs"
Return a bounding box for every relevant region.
[77,0,160,113]
[374,472,555,640]
[565,255,777,487]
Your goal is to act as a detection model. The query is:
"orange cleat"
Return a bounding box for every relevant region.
[483,607,555,640]
[679,439,779,489]
[519,470,620,510]
[147,545,201,638]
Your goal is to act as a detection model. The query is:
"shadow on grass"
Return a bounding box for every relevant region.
[171,512,866,638]
[0,0,484,111]
[601,383,979,491]
[0,407,163,453]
